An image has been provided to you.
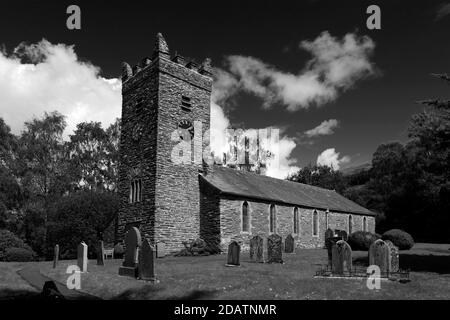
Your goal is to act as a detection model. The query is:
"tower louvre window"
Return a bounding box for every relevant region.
[129,179,142,203]
[181,95,192,112]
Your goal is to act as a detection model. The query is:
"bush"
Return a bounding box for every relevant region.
[175,238,222,256]
[347,231,381,251]
[4,247,36,262]
[382,229,414,250]
[114,243,124,259]
[0,229,33,261]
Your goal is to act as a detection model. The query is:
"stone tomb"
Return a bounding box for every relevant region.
[331,240,352,274]
[369,239,389,273]
[384,240,400,272]
[96,240,105,266]
[284,234,295,254]
[118,227,142,278]
[226,241,240,266]
[250,235,266,263]
[53,244,59,269]
[138,238,157,282]
[267,234,283,264]
[77,242,88,273]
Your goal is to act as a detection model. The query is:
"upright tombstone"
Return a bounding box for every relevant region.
[331,240,352,274]
[250,235,265,263]
[369,239,390,274]
[77,242,88,273]
[284,234,295,254]
[267,234,283,264]
[384,240,400,272]
[118,227,142,278]
[226,241,241,266]
[53,244,59,269]
[138,238,157,282]
[156,242,166,258]
[96,240,105,266]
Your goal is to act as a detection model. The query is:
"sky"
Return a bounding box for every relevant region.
[0,0,449,178]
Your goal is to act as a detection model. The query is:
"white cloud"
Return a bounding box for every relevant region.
[304,119,339,137]
[218,31,376,111]
[0,39,121,138]
[316,148,350,170]
[435,3,450,21]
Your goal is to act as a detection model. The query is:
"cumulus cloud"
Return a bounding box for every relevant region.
[435,3,450,21]
[316,148,350,170]
[0,39,121,138]
[217,31,376,111]
[304,119,339,137]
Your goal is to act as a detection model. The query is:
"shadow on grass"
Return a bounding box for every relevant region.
[113,285,218,300]
[353,253,450,274]
[0,288,100,300]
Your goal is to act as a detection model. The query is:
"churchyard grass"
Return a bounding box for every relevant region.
[1,243,450,299]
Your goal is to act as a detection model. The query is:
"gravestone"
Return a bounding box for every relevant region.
[53,244,59,269]
[77,242,88,273]
[138,238,157,282]
[384,240,400,272]
[325,228,335,266]
[156,242,166,258]
[118,227,142,278]
[96,240,105,266]
[284,234,295,254]
[226,241,241,266]
[326,236,341,266]
[331,240,352,274]
[250,235,265,263]
[369,239,389,273]
[267,234,283,263]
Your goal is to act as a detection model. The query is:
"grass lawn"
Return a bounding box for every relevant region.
[2,243,450,300]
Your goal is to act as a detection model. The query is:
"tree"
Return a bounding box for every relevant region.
[287,164,347,193]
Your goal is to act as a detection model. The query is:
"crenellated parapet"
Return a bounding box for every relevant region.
[121,33,213,84]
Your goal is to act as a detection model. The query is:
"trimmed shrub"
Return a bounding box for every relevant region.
[0,229,32,261]
[382,229,414,250]
[347,231,381,251]
[4,247,36,262]
[114,243,124,259]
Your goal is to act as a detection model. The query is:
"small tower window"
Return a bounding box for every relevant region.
[313,210,319,236]
[269,204,276,233]
[242,201,250,233]
[293,207,299,235]
[129,179,142,203]
[181,95,192,112]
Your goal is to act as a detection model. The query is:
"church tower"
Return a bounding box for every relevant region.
[117,33,213,252]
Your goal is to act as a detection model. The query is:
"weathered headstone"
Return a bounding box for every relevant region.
[96,240,105,266]
[369,239,389,274]
[156,242,166,258]
[250,235,265,263]
[53,244,59,269]
[138,238,157,282]
[326,236,341,267]
[77,242,88,272]
[226,241,240,266]
[384,240,399,272]
[331,240,352,274]
[284,234,295,254]
[267,234,283,263]
[118,227,142,278]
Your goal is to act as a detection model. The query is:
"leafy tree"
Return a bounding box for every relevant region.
[287,164,347,193]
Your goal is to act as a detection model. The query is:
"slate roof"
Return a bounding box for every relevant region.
[200,166,375,216]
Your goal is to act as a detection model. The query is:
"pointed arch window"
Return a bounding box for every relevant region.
[313,210,319,236]
[348,215,353,234]
[269,204,277,233]
[325,210,329,230]
[363,216,367,232]
[293,207,299,234]
[242,201,250,233]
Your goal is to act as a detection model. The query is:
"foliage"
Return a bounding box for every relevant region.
[114,243,124,259]
[0,229,33,261]
[4,247,36,262]
[46,190,120,259]
[175,238,222,256]
[288,164,347,193]
[382,229,415,250]
[347,231,381,251]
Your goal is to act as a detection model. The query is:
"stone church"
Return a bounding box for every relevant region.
[116,34,375,253]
